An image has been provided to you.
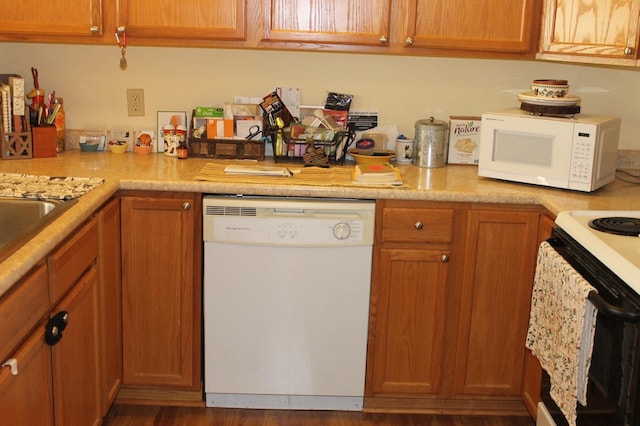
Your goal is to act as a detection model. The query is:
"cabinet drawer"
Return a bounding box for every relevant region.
[381,207,454,243]
[48,218,98,303]
[0,263,49,361]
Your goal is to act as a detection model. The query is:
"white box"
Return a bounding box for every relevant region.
[448,116,481,165]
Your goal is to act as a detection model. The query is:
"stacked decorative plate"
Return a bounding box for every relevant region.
[519,79,581,115]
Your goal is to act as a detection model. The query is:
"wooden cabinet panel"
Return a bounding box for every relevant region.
[97,198,122,415]
[379,206,454,244]
[0,0,103,39]
[48,218,98,304]
[0,263,48,362]
[120,193,201,390]
[51,266,102,426]
[538,0,640,65]
[0,326,54,426]
[405,0,539,53]
[117,0,247,40]
[367,247,449,396]
[263,0,391,46]
[454,209,540,397]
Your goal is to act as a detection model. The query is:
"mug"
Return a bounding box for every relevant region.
[396,138,414,164]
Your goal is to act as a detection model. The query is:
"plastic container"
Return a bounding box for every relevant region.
[414,117,449,168]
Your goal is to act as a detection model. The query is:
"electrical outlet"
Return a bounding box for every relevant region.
[127,89,145,117]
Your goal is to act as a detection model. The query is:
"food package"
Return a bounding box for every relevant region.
[447,116,481,165]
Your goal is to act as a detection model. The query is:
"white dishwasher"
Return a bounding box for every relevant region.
[203,195,375,411]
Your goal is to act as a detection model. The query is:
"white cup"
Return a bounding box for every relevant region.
[395,138,414,164]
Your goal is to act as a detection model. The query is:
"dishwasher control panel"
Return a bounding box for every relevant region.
[203,196,375,247]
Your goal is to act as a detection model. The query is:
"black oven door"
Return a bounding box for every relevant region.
[544,229,640,426]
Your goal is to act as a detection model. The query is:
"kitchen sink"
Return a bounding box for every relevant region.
[0,197,77,263]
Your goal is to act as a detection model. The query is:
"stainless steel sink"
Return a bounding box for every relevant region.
[0,197,77,263]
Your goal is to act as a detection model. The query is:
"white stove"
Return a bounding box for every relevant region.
[555,211,640,295]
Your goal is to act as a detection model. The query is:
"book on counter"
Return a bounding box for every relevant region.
[353,163,403,185]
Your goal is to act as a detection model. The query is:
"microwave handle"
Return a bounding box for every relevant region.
[588,291,640,323]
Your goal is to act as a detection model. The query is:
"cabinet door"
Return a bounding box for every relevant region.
[538,0,640,64]
[263,0,392,47]
[51,266,102,426]
[120,194,201,389]
[0,327,54,426]
[117,0,247,40]
[0,0,103,39]
[366,247,449,396]
[405,0,538,53]
[97,198,122,415]
[454,209,539,397]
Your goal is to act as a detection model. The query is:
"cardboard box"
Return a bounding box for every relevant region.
[195,106,224,118]
[32,125,58,158]
[206,119,234,138]
[448,116,481,165]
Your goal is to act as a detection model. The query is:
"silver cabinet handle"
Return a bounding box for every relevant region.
[624,47,633,55]
[414,221,423,230]
[441,254,449,263]
[379,35,388,44]
[90,25,99,34]
[117,26,126,34]
[183,202,191,211]
[405,37,414,46]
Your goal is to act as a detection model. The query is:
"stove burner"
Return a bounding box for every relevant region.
[589,217,640,236]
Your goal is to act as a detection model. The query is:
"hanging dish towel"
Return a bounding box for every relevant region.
[526,241,598,426]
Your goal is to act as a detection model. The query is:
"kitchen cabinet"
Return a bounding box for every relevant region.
[261,0,392,48]
[366,201,465,401]
[0,0,541,58]
[0,201,115,426]
[538,0,640,66]
[119,192,202,400]
[116,0,248,45]
[366,201,545,414]
[452,207,540,399]
[48,217,102,426]
[0,264,54,426]
[97,197,122,415]
[0,0,105,42]
[403,0,540,57]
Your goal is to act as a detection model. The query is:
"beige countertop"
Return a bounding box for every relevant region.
[1,150,639,297]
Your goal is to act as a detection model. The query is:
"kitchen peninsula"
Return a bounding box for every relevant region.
[1,151,639,424]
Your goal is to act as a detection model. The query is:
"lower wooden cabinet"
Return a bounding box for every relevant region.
[51,265,102,426]
[0,322,54,426]
[97,197,123,415]
[120,192,202,397]
[452,208,541,398]
[367,247,450,396]
[0,198,119,425]
[366,201,545,415]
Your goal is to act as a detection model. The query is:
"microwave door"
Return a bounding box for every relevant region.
[479,122,574,189]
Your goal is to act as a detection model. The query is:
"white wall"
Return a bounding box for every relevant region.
[1,42,639,149]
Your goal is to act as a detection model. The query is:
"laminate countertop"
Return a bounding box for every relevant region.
[1,150,639,297]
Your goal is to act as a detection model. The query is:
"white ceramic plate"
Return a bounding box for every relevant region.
[518,92,581,106]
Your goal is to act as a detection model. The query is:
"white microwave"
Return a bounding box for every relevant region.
[478,108,620,192]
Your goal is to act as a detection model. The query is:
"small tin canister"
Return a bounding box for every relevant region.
[414,117,449,168]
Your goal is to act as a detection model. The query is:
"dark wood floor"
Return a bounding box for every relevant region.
[104,405,536,426]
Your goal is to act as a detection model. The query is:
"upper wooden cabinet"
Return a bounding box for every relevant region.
[403,0,540,55]
[0,0,104,40]
[116,0,247,42]
[538,0,640,65]
[261,0,392,47]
